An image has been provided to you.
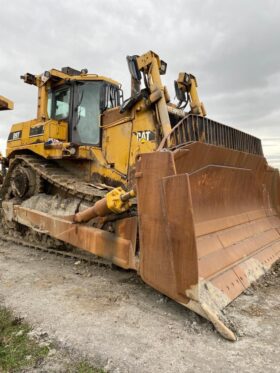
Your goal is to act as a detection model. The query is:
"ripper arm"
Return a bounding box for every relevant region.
[174,72,206,116]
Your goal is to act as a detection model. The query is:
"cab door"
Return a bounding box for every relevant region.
[70,81,102,146]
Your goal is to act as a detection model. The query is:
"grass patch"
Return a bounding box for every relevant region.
[72,361,105,373]
[0,306,105,373]
[0,307,49,372]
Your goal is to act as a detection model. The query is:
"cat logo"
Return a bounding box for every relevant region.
[136,130,155,143]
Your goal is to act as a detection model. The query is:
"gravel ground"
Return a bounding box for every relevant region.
[0,239,279,373]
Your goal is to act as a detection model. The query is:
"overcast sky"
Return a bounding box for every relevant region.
[0,0,279,168]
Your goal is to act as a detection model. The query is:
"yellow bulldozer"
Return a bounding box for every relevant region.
[0,95,13,183]
[1,51,280,341]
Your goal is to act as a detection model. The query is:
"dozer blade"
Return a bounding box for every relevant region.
[135,148,280,341]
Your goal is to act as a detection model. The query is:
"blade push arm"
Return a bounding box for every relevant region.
[126,51,172,145]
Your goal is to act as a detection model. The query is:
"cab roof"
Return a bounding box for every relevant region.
[47,68,121,88]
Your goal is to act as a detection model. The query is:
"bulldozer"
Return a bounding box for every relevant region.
[0,95,14,111]
[1,51,280,341]
[0,95,14,183]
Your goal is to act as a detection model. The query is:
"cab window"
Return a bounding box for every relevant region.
[47,87,70,120]
[74,82,101,145]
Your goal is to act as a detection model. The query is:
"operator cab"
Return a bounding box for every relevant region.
[47,78,122,146]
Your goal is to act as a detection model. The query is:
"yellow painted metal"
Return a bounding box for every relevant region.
[21,68,121,127]
[106,187,135,214]
[37,82,49,120]
[5,51,198,190]
[176,73,206,116]
[129,107,158,168]
[136,51,172,145]
[6,119,68,157]
[102,119,133,176]
[7,143,66,159]
[47,69,120,87]
[0,95,14,111]
[88,106,158,186]
[89,147,129,185]
[189,76,206,116]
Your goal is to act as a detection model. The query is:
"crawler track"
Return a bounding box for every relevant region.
[0,232,112,268]
[0,154,137,270]
[0,154,114,255]
[1,154,108,202]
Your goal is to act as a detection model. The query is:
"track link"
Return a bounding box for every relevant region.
[0,233,112,268]
[0,154,112,255]
[1,154,107,202]
[0,154,136,267]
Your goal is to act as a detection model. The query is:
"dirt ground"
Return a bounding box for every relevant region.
[0,239,279,373]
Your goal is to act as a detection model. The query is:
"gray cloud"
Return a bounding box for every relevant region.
[0,0,279,167]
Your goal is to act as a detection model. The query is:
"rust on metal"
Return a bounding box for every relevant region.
[74,198,110,223]
[13,205,137,270]
[160,114,263,156]
[4,135,280,340]
[135,146,280,340]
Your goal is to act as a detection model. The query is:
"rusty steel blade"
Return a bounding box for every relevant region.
[135,147,280,340]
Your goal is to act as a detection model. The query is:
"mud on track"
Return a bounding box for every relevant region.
[0,239,279,373]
